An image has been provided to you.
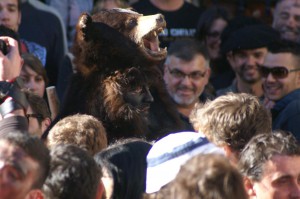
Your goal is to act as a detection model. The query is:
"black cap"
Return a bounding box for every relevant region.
[221,24,280,54]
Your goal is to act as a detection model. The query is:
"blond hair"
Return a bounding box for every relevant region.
[190,93,271,151]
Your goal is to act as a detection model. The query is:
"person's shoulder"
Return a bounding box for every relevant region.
[182,1,202,13]
[281,89,300,109]
[216,85,236,97]
[284,97,300,113]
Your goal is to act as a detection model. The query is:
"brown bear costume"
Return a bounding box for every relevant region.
[45,9,187,143]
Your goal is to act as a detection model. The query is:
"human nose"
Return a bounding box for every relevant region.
[245,55,257,66]
[26,79,37,90]
[180,75,193,85]
[290,181,300,198]
[144,87,154,103]
[0,166,10,184]
[264,72,276,82]
[0,9,9,21]
[286,16,297,28]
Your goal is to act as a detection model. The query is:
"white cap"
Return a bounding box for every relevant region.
[146,131,223,193]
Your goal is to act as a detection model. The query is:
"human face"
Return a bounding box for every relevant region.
[262,52,300,101]
[273,0,300,43]
[163,54,210,107]
[0,140,39,199]
[20,65,46,97]
[26,106,43,138]
[227,48,268,84]
[99,0,121,9]
[0,0,21,31]
[123,83,154,114]
[205,18,227,59]
[251,155,300,199]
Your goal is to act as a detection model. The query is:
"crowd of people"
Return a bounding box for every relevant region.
[0,0,300,199]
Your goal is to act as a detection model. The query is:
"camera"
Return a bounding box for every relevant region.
[0,40,8,55]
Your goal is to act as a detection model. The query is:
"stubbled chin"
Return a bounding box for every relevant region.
[177,90,193,96]
[265,90,281,101]
[282,33,299,42]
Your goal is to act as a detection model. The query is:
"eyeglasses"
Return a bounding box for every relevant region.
[25,113,44,121]
[167,67,206,81]
[259,65,300,79]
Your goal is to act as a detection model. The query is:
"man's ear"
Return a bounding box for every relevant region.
[25,189,45,199]
[163,64,168,81]
[94,181,105,199]
[244,177,257,198]
[41,117,51,133]
[226,52,235,67]
[17,11,22,31]
[204,67,211,85]
[222,144,239,165]
[296,71,300,85]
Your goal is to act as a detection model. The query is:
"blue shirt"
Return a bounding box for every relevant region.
[272,89,300,141]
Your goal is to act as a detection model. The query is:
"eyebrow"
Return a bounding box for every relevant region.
[272,174,293,184]
[7,3,18,9]
[170,67,205,73]
[0,159,27,179]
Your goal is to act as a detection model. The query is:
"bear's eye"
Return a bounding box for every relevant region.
[127,18,137,29]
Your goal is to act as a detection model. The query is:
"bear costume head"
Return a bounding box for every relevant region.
[74,9,167,76]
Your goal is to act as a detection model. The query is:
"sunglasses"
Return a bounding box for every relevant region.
[259,65,300,79]
[207,31,221,38]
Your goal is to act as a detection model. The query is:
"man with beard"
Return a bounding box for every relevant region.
[216,23,280,98]
[261,40,300,141]
[272,0,300,43]
[163,39,210,125]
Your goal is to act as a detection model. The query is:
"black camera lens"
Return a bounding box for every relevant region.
[0,40,8,55]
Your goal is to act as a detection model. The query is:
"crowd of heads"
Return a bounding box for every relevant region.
[1,0,300,199]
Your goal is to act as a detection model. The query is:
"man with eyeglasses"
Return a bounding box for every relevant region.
[25,91,51,138]
[216,22,280,98]
[163,39,210,124]
[261,40,300,141]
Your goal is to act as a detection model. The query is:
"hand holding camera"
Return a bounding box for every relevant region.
[0,36,26,119]
[0,36,23,81]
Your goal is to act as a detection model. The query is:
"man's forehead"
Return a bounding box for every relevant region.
[233,48,268,56]
[277,0,300,9]
[0,0,19,6]
[0,139,26,158]
[265,52,294,60]
[262,155,300,177]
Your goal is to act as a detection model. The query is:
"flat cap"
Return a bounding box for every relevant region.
[221,24,280,54]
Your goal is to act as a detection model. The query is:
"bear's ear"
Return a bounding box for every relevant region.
[77,13,93,41]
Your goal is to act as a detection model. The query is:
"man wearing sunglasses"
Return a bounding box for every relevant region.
[262,40,300,141]
[163,39,210,126]
[217,23,280,98]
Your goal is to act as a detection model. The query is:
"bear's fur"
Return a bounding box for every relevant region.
[49,9,186,142]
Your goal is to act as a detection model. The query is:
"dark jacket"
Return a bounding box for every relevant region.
[272,89,300,141]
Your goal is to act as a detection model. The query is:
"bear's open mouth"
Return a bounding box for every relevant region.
[142,27,166,54]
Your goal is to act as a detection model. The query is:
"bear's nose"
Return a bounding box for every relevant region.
[156,14,165,24]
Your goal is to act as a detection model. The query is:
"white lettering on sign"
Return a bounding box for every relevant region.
[169,28,196,36]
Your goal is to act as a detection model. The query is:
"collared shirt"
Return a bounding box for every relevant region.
[271,89,300,141]
[216,80,238,97]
